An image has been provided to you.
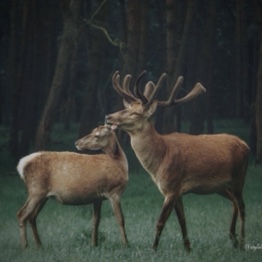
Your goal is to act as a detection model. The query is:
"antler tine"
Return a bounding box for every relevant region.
[174,82,206,104]
[134,70,148,104]
[122,75,133,95]
[147,73,167,104]
[157,76,184,107]
[112,71,136,103]
[143,81,155,99]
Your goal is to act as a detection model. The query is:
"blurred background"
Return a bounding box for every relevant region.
[0,0,262,164]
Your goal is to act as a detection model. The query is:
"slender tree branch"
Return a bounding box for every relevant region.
[83,0,125,51]
[84,19,122,47]
[90,0,107,21]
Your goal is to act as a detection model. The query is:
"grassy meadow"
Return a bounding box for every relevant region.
[0,121,262,262]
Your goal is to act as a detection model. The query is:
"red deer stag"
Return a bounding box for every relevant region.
[17,125,128,248]
[106,71,249,251]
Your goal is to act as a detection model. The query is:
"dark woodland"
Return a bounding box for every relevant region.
[1,0,262,163]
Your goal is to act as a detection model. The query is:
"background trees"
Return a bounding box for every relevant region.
[1,0,262,163]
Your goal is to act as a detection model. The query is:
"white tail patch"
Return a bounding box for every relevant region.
[17,152,42,180]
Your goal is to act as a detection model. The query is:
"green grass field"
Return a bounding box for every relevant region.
[0,121,262,261]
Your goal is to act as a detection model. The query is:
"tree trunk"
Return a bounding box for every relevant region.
[235,0,249,119]
[9,0,22,158]
[35,0,82,150]
[163,0,196,133]
[78,30,105,137]
[122,0,140,76]
[8,0,60,158]
[165,0,176,133]
[137,0,148,71]
[190,0,216,134]
[256,30,262,163]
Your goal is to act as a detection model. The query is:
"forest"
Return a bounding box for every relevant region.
[0,0,262,163]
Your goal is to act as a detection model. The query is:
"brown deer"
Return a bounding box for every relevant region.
[106,71,249,251]
[17,125,128,248]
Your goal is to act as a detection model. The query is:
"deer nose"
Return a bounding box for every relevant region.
[75,140,81,150]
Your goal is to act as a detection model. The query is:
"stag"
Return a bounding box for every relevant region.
[106,71,249,251]
[17,125,128,248]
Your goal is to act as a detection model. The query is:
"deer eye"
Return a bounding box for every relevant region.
[94,133,101,140]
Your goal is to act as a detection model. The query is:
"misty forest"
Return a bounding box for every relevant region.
[0,0,261,163]
[1,1,262,261]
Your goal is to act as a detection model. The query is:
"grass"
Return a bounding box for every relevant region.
[1,166,262,261]
[0,120,262,261]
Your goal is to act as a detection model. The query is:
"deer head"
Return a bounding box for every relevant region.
[75,125,117,151]
[106,71,206,132]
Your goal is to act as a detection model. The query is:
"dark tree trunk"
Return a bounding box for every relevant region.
[9,0,22,158]
[256,29,262,163]
[163,0,196,133]
[122,0,140,76]
[190,0,216,134]
[35,0,83,150]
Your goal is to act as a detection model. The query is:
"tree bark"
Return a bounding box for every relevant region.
[122,0,140,76]
[256,30,262,163]
[9,0,22,158]
[78,29,105,137]
[189,0,216,134]
[35,0,82,150]
[163,0,196,133]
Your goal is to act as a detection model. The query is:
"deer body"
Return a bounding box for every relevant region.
[131,127,248,196]
[106,71,249,251]
[17,125,128,248]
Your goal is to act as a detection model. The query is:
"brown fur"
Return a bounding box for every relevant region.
[106,74,249,251]
[17,125,128,248]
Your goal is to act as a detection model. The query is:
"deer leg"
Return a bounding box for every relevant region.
[28,199,47,247]
[153,195,175,251]
[17,199,30,248]
[109,196,128,245]
[91,200,102,246]
[17,196,43,248]
[174,198,191,252]
[218,190,239,247]
[232,191,245,249]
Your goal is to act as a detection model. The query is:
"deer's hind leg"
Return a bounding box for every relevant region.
[17,196,45,248]
[218,190,239,248]
[28,199,47,247]
[231,191,245,249]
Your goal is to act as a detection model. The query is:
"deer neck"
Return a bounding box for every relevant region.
[128,122,165,181]
[103,138,128,176]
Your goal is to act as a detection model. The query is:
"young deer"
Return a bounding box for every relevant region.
[106,71,249,251]
[17,125,128,248]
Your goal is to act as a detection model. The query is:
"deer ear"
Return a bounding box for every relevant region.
[146,100,158,116]
[123,99,131,109]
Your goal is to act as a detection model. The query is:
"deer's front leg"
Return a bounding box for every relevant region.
[153,195,175,251]
[173,197,191,252]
